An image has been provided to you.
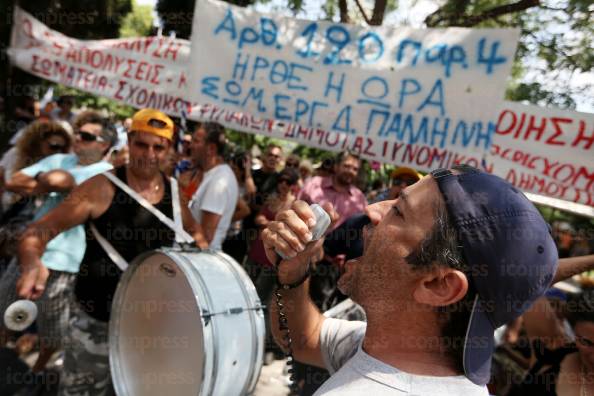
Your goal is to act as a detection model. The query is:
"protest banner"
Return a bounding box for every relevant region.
[189,0,519,164]
[490,102,594,206]
[8,7,192,115]
[8,6,594,209]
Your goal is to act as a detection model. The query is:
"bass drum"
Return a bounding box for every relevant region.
[109,248,265,396]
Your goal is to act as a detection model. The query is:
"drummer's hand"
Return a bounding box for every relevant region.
[262,201,338,285]
[16,260,49,300]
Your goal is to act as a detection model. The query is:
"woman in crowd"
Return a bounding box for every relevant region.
[14,121,72,174]
[507,287,594,395]
[1,121,72,213]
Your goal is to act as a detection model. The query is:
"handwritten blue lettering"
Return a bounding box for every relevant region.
[358,32,384,63]
[223,80,242,105]
[296,23,320,59]
[251,56,269,81]
[260,17,278,46]
[477,38,507,75]
[366,109,389,136]
[201,76,220,100]
[287,63,313,91]
[396,39,422,66]
[324,71,345,103]
[213,9,237,39]
[398,79,422,109]
[232,52,249,80]
[431,118,449,148]
[332,105,353,132]
[324,25,352,65]
[274,94,291,121]
[416,79,445,116]
[241,87,267,112]
[270,60,289,84]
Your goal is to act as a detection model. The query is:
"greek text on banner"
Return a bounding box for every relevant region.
[189,0,520,161]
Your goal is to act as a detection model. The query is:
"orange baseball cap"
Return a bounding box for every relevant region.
[390,167,422,182]
[130,109,174,141]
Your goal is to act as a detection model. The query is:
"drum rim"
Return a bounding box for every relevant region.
[214,251,265,395]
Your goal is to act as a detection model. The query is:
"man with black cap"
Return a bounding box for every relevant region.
[262,165,558,395]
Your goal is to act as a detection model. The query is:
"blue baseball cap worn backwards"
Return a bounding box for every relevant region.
[430,165,558,385]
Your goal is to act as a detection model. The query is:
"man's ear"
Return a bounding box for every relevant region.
[413,268,468,307]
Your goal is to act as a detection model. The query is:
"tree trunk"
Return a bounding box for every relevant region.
[339,0,350,23]
[370,0,387,25]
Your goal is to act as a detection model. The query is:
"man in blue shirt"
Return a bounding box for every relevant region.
[1,111,117,372]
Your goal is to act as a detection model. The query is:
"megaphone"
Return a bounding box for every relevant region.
[4,300,38,331]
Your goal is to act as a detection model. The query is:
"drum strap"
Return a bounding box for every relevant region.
[90,222,129,271]
[89,171,195,271]
[101,171,193,243]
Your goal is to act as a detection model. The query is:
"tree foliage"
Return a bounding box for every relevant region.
[120,0,154,38]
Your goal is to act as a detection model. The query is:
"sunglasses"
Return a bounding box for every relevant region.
[76,130,104,142]
[48,142,67,152]
[576,335,594,348]
[392,178,417,187]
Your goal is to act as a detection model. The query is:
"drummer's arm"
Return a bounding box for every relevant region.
[17,174,113,299]
[180,195,208,249]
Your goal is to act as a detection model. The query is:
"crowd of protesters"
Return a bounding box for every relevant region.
[0,95,593,396]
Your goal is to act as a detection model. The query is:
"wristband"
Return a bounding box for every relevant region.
[277,261,311,290]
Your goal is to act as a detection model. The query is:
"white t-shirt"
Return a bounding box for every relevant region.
[189,164,238,251]
[316,318,489,396]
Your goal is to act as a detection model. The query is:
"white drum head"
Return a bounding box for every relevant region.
[110,252,204,396]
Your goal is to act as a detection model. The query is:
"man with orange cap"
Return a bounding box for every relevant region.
[373,167,422,203]
[16,109,208,395]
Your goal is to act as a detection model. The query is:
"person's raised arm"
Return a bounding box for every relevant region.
[244,155,256,196]
[553,255,594,284]
[17,174,113,299]
[6,170,76,195]
[262,200,337,368]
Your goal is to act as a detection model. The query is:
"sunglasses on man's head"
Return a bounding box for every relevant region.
[392,177,417,187]
[76,130,104,142]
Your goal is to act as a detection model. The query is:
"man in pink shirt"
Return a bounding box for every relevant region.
[298,151,367,230]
